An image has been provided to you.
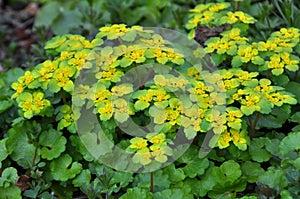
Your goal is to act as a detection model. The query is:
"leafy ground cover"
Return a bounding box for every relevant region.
[1,0,300,198]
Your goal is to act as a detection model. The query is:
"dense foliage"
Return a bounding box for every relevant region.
[1,0,300,198]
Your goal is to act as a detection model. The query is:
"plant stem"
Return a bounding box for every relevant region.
[234,1,240,11]
[249,113,260,139]
[31,143,38,168]
[294,69,299,81]
[149,172,154,192]
[60,89,67,104]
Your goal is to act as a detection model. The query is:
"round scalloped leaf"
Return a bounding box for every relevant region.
[214,160,242,184]
[134,100,150,111]
[6,125,39,169]
[279,131,300,156]
[249,138,272,162]
[258,169,288,189]
[72,169,91,188]
[177,146,209,178]
[0,186,22,199]
[0,167,18,188]
[241,161,265,183]
[0,138,10,168]
[39,129,67,160]
[50,154,82,181]
[120,187,153,199]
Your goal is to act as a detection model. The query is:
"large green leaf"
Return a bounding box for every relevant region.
[279,131,300,156]
[249,137,272,162]
[50,154,82,181]
[0,138,10,168]
[6,125,39,169]
[0,167,18,188]
[241,161,265,183]
[120,187,152,199]
[177,146,209,178]
[39,129,67,160]
[258,168,288,189]
[0,186,22,199]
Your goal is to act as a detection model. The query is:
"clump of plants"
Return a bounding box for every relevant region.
[0,1,299,198]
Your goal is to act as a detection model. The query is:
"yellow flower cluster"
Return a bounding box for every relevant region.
[186,2,256,38]
[127,133,172,165]
[16,91,50,119]
[205,28,248,55]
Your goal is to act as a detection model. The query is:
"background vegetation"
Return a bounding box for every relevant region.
[0,0,300,198]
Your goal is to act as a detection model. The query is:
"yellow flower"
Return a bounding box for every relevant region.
[11,82,24,98]
[98,24,129,40]
[20,71,35,85]
[58,51,73,61]
[147,133,166,145]
[17,91,50,119]
[129,137,148,150]
[217,131,232,148]
[237,45,259,63]
[208,2,229,12]
[231,129,246,145]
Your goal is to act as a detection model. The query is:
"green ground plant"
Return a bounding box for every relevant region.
[1,1,300,199]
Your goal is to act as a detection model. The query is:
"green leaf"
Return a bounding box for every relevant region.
[120,187,153,199]
[293,157,300,170]
[0,100,13,114]
[48,79,61,93]
[240,105,256,116]
[133,170,170,191]
[249,138,272,162]
[241,161,265,183]
[0,167,18,188]
[286,81,300,103]
[289,112,300,123]
[121,30,137,42]
[0,186,22,199]
[185,164,216,197]
[258,168,288,189]
[72,169,91,188]
[39,129,67,160]
[163,164,185,183]
[184,126,197,140]
[271,75,289,87]
[214,160,242,184]
[134,100,150,111]
[252,56,264,65]
[114,112,129,123]
[0,138,10,168]
[6,125,39,169]
[109,171,134,193]
[149,105,167,124]
[177,146,209,178]
[51,9,83,35]
[211,53,226,66]
[279,131,300,156]
[34,1,60,28]
[231,55,243,67]
[154,188,187,199]
[69,135,94,162]
[280,190,292,199]
[255,105,290,129]
[50,154,82,181]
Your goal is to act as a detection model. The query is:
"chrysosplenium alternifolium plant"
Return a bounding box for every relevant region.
[11,3,297,172]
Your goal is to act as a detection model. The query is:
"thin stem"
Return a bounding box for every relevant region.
[149,172,154,192]
[106,191,109,199]
[60,89,67,104]
[31,144,38,168]
[249,113,260,139]
[234,1,240,11]
[293,69,299,81]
